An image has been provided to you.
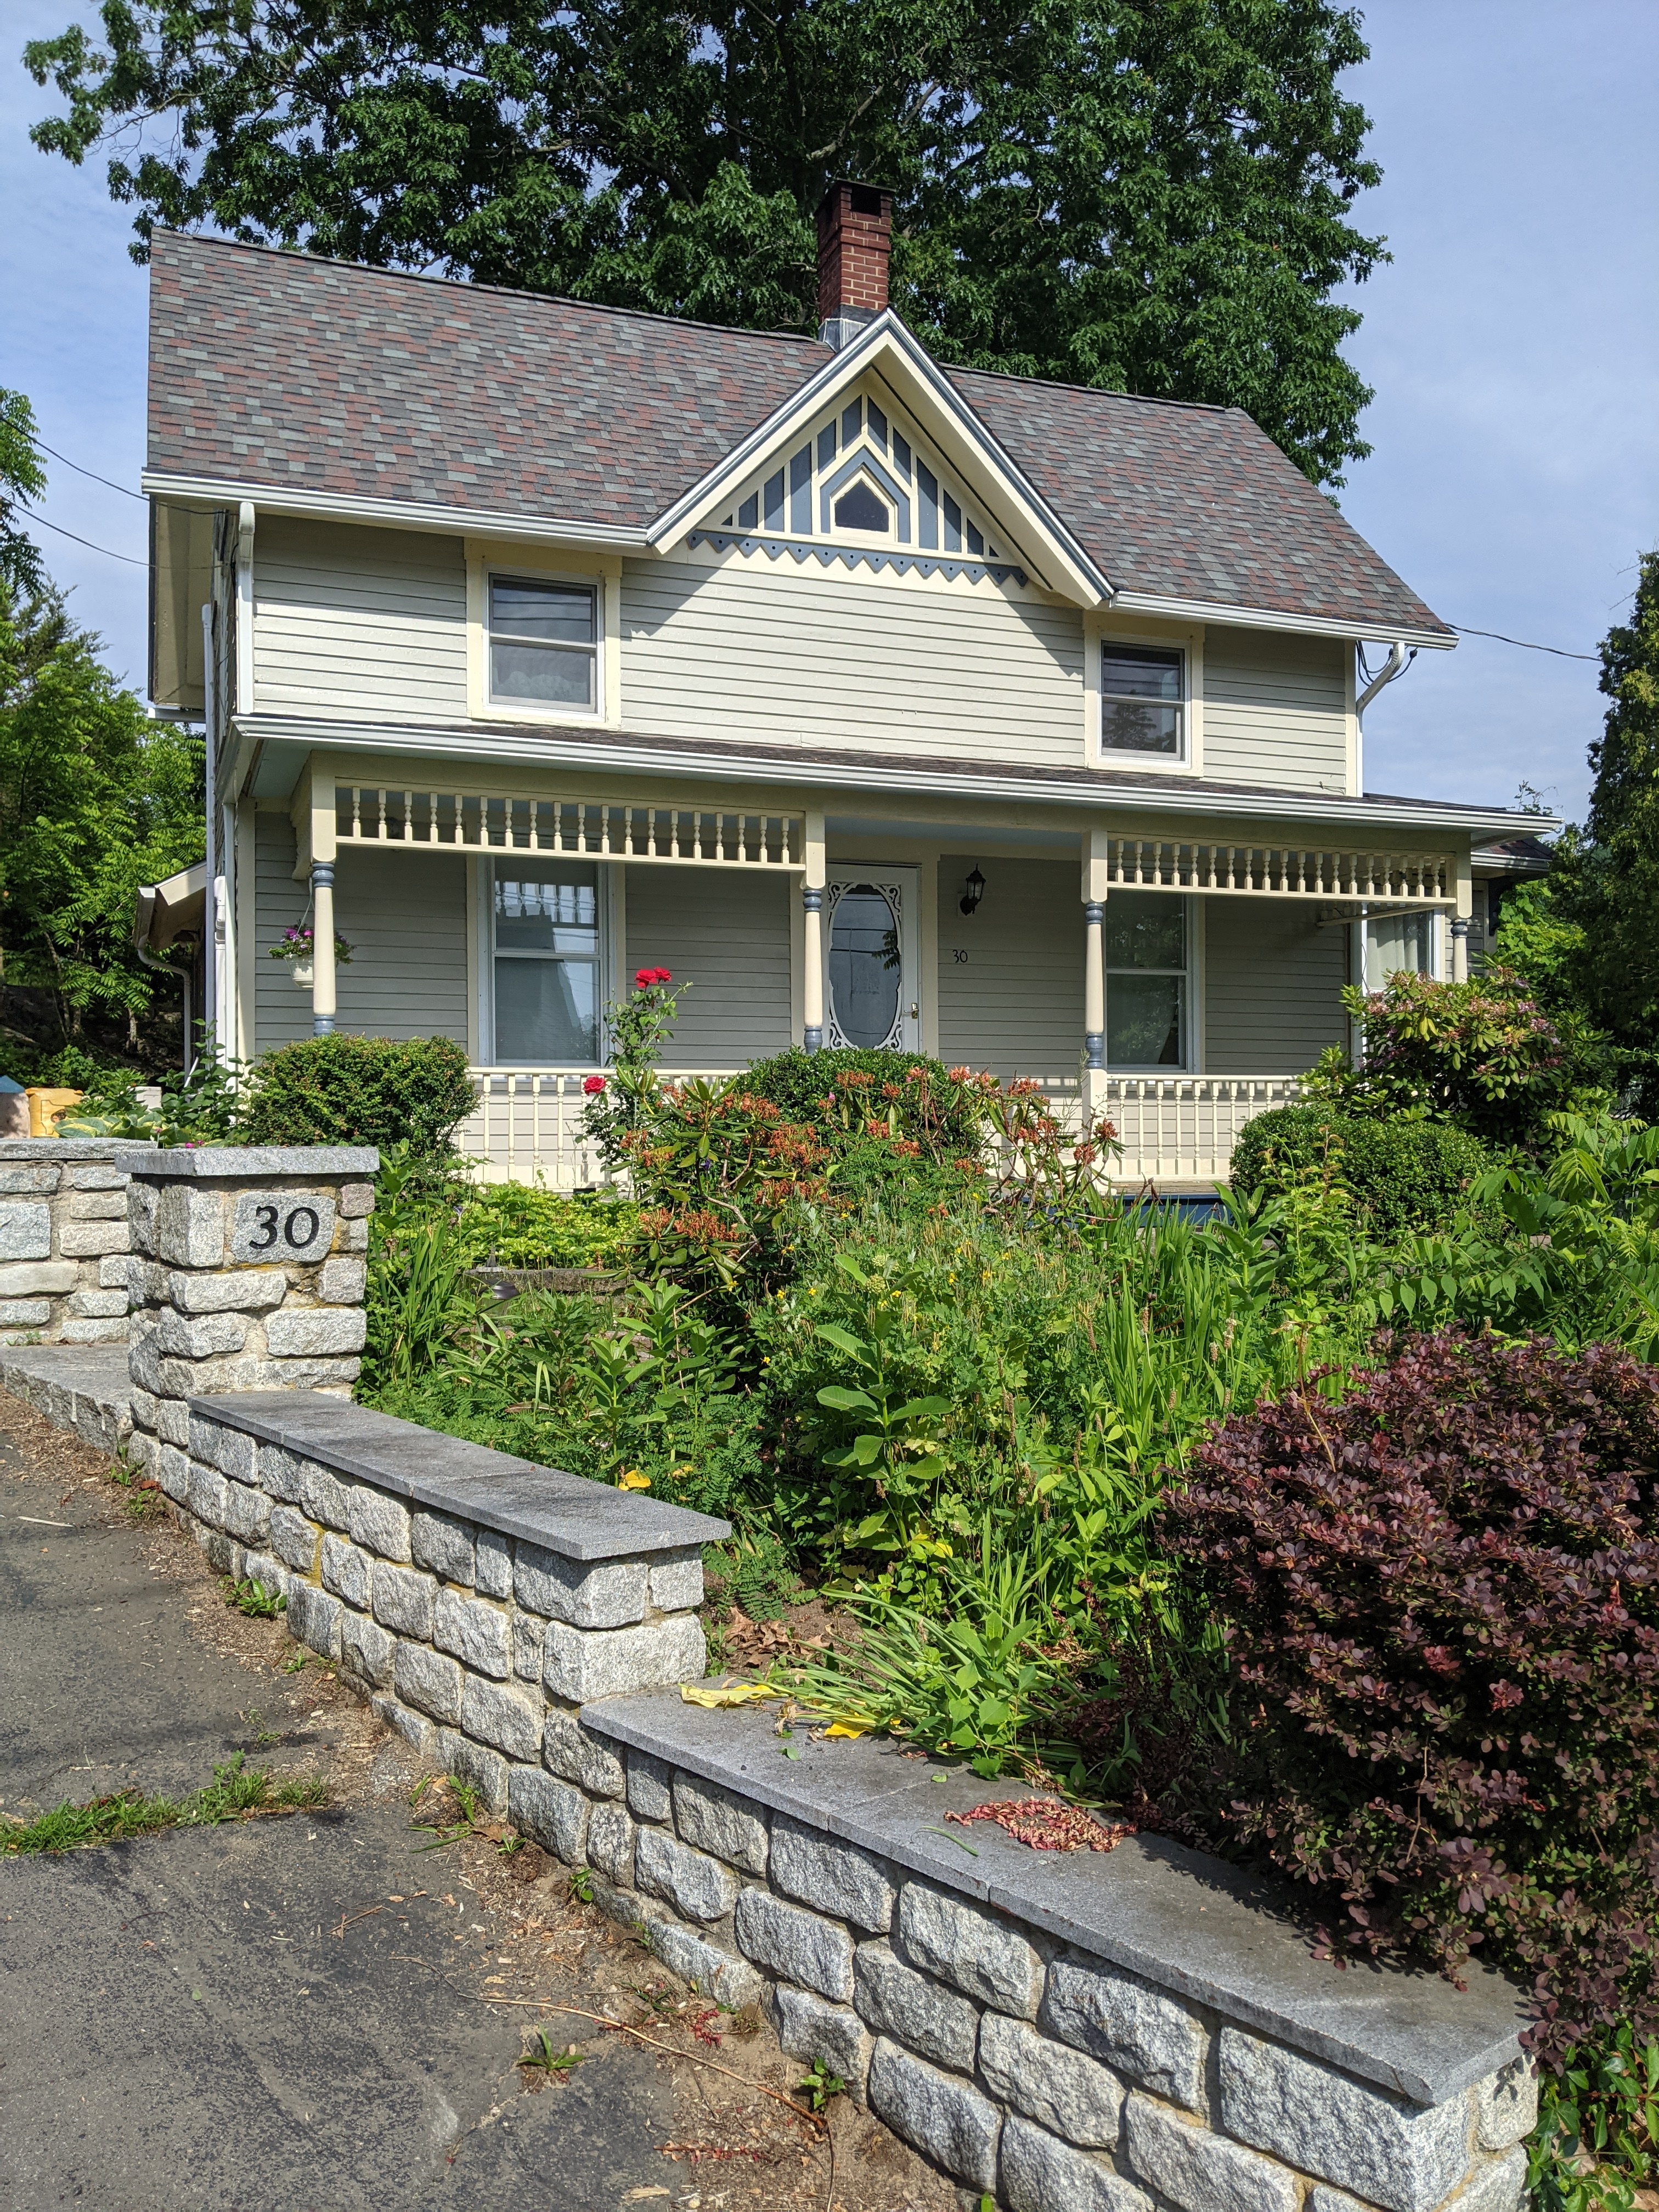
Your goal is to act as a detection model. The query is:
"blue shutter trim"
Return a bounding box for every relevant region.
[737,493,758,529]
[892,431,912,478]
[866,399,889,450]
[943,491,962,553]
[916,460,939,550]
[789,445,812,532]
[817,423,837,471]
[763,470,785,530]
[842,398,863,444]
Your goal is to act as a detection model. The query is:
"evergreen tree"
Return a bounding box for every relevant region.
[26,0,1386,485]
[1556,550,1659,1108]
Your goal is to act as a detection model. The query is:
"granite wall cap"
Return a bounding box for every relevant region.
[123,1146,381,1178]
[189,1392,730,1560]
[582,1691,1526,2109]
[0,1138,153,1159]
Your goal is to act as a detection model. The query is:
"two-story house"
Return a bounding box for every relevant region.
[141,184,1548,1186]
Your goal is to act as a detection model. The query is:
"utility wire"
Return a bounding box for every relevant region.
[19,506,148,567]
[28,435,146,501]
[1449,623,1596,662]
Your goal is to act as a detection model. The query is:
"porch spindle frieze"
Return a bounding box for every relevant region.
[1099,837,1455,904]
[335,786,805,868]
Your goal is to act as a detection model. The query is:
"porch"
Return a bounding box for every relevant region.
[248,764,1475,1189]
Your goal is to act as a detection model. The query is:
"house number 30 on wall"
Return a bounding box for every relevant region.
[229,1190,338,1265]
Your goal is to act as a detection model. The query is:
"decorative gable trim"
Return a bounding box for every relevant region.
[644,311,1111,606]
[685,531,1029,590]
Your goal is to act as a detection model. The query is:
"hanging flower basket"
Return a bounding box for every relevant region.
[270,924,353,987]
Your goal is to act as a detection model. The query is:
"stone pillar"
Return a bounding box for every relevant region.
[0,1139,150,1345]
[123,1146,377,1476]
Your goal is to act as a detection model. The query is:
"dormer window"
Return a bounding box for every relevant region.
[833,478,890,534]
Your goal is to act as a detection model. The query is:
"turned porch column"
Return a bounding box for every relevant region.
[1082,830,1109,1113]
[309,764,337,1037]
[1452,848,1474,984]
[802,808,826,1053]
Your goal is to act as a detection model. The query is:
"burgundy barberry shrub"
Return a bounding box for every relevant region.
[1163,1332,1659,2065]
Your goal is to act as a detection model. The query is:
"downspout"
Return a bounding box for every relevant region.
[201,600,216,1050]
[1350,641,1416,1058]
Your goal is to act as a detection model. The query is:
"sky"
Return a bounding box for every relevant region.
[2,1,1656,829]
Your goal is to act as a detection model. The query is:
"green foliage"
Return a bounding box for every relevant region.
[0,387,47,597]
[362,1147,482,1390]
[1553,549,1659,1113]
[1306,962,1605,1147]
[580,967,687,1170]
[221,1575,285,1620]
[0,581,204,1037]
[0,1754,325,1854]
[241,1032,475,1152]
[1530,2027,1659,2212]
[454,1184,640,1271]
[1229,1103,1492,1236]
[742,1048,986,1159]
[29,2,1385,484]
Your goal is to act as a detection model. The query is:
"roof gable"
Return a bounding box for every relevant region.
[145,231,1451,642]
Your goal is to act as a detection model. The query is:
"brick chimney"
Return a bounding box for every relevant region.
[817,180,893,349]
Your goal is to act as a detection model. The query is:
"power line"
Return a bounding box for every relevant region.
[1449,623,1596,662]
[29,435,146,501]
[19,506,148,567]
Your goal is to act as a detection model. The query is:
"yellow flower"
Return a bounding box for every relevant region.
[618,1469,652,1491]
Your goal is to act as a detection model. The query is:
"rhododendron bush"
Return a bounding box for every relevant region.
[1164,1331,1659,2066]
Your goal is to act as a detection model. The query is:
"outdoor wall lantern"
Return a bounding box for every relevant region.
[959,864,986,917]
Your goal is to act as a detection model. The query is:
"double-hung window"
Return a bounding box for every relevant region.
[492,862,602,1063]
[1105,893,1189,1068]
[1101,642,1184,757]
[488,575,598,712]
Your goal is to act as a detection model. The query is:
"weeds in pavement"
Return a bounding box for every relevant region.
[517,2029,584,2080]
[1,1754,325,1855]
[109,1459,166,1522]
[794,2058,847,2113]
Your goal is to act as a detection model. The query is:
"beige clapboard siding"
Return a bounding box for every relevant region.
[1202,628,1350,793]
[936,856,1084,1081]
[623,865,792,1066]
[253,517,469,721]
[622,558,1085,765]
[253,815,469,1054]
[1204,900,1349,1073]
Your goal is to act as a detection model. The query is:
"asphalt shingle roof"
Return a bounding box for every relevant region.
[148,231,1448,637]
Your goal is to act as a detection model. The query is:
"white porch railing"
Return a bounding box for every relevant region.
[460,1068,1302,1191]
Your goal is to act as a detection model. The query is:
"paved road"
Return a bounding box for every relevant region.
[0,1419,676,2211]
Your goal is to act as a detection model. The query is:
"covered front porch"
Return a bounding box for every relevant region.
[247,757,1474,1189]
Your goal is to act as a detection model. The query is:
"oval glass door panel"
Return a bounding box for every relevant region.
[828,884,902,1047]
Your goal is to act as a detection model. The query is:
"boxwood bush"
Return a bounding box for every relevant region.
[1230,1102,1491,1235]
[241,1034,476,1154]
[1165,1330,1659,2067]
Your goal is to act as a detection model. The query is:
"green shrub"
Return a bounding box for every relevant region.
[456,1186,640,1270]
[740,1047,986,1160]
[1230,1103,1491,1235]
[241,1035,475,1153]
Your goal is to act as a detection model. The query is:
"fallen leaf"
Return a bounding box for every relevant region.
[679,1681,778,1709]
[823,1721,871,1740]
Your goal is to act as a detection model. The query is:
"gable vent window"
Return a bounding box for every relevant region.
[1101,642,1184,757]
[833,479,890,534]
[489,576,597,710]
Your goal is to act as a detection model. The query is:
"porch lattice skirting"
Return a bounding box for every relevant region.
[458,1071,1304,1190]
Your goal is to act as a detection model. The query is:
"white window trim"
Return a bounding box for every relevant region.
[466,541,622,727]
[1085,617,1204,778]
[1103,892,1199,1073]
[478,854,614,1067]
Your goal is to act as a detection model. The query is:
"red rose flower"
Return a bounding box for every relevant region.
[653,967,673,984]
[635,967,655,988]
[582,1075,605,1096]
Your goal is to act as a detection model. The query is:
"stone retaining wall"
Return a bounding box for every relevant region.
[0,1140,148,1345]
[156,1387,1532,2212]
[1,1139,1537,2212]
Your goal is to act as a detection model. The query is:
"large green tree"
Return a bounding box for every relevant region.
[0,583,204,1045]
[1551,550,1659,1108]
[26,0,1385,484]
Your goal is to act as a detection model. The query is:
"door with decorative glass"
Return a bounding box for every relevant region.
[823,867,919,1052]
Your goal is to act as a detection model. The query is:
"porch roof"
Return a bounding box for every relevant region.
[238,710,1557,843]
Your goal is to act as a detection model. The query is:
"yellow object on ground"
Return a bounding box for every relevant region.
[679,1681,779,1709]
[25,1088,82,1137]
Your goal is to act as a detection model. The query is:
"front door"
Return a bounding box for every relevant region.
[823,866,919,1052]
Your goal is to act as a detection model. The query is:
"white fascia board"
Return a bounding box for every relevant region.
[141,474,651,552]
[236,714,1547,839]
[642,313,1114,607]
[1111,590,1456,652]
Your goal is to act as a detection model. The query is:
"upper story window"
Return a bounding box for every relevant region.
[489,575,597,712]
[1101,642,1184,757]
